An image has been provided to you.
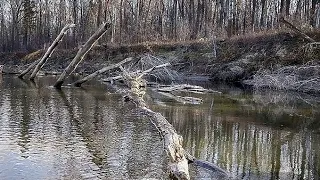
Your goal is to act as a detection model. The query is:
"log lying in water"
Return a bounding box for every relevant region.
[117,64,189,179]
[116,63,228,179]
[54,22,111,89]
[73,57,133,87]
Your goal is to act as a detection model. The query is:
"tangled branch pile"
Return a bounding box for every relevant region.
[244,61,320,93]
[126,54,181,82]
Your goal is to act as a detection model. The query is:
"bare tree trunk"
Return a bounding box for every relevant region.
[54,22,111,89]
[73,57,133,87]
[18,59,41,79]
[279,17,316,43]
[29,24,75,81]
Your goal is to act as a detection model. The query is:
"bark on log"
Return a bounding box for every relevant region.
[73,57,133,87]
[141,107,190,179]
[54,22,111,89]
[29,24,75,81]
[279,17,316,43]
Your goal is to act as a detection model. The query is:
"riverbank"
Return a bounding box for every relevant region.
[0,31,319,92]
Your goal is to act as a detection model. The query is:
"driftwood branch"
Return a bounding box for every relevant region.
[157,84,218,94]
[73,57,133,87]
[279,17,316,43]
[29,24,75,81]
[54,22,111,89]
[158,92,203,104]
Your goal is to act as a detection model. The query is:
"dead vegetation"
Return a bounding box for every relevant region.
[244,61,320,93]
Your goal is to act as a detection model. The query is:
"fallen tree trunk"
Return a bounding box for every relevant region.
[54,22,111,89]
[18,24,75,79]
[116,63,227,179]
[29,24,75,81]
[73,57,133,87]
[279,17,316,43]
[121,77,190,179]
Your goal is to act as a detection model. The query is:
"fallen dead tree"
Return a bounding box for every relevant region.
[54,22,111,89]
[29,24,75,80]
[279,17,316,43]
[18,24,75,79]
[112,63,228,179]
[73,57,133,87]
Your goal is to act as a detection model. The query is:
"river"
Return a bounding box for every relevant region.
[0,75,319,179]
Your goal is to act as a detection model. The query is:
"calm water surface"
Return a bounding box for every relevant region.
[0,75,319,180]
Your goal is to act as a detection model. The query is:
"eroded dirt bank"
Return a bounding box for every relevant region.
[0,31,319,91]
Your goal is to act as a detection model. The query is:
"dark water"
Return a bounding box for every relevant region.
[0,75,319,179]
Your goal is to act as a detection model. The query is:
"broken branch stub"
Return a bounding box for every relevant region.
[29,24,75,81]
[54,22,111,89]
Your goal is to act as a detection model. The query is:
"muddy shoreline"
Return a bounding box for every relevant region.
[0,31,319,92]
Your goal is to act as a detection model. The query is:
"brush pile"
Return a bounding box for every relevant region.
[244,61,320,93]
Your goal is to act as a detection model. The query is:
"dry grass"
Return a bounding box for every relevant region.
[22,50,43,61]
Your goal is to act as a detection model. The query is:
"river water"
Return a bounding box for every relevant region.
[0,75,319,180]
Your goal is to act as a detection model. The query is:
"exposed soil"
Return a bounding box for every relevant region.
[0,31,319,87]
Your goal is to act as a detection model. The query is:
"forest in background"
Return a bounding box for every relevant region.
[0,0,319,52]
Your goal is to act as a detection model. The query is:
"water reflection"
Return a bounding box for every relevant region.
[150,89,320,179]
[0,75,165,179]
[1,75,320,179]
